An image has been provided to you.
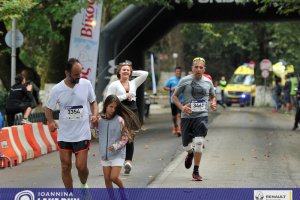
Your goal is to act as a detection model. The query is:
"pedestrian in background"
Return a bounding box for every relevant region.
[106,60,148,175]
[46,58,98,189]
[21,68,41,107]
[290,73,298,108]
[173,56,216,181]
[219,76,227,103]
[292,75,300,130]
[283,74,292,114]
[164,66,183,137]
[213,80,226,109]
[272,76,282,113]
[5,74,34,126]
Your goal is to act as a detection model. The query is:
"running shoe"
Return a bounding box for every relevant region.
[80,183,91,200]
[172,127,177,134]
[124,162,132,175]
[192,172,203,181]
[80,183,89,188]
[177,127,181,137]
[184,151,194,169]
[21,119,31,124]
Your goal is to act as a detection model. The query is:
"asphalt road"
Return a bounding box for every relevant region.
[0,109,195,188]
[149,106,300,188]
[1,105,299,189]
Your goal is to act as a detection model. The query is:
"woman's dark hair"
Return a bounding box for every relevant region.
[102,95,141,142]
[116,60,133,79]
[15,74,25,85]
[65,58,80,72]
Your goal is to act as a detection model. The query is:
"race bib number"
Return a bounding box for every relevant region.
[65,106,83,120]
[190,100,207,112]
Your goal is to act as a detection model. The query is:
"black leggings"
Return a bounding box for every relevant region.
[125,142,134,161]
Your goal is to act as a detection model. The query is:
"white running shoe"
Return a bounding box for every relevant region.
[21,119,31,124]
[124,162,132,175]
[80,183,89,189]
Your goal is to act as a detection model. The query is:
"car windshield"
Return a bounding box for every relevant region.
[229,74,254,85]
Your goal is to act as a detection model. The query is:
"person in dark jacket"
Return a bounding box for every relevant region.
[292,75,300,130]
[5,74,34,126]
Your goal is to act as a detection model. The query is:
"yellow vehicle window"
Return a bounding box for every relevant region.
[230,74,254,85]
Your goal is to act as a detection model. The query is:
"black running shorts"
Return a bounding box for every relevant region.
[171,103,180,116]
[181,116,208,147]
[58,140,90,154]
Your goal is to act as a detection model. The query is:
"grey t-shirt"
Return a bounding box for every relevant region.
[174,75,215,118]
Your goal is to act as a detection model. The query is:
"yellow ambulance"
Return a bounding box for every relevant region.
[224,64,256,107]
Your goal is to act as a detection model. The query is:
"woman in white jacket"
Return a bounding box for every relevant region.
[106,60,148,175]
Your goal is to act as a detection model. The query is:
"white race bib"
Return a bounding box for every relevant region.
[65,106,83,120]
[190,100,207,112]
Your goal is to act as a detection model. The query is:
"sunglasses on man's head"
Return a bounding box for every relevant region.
[193,66,205,69]
[193,57,206,63]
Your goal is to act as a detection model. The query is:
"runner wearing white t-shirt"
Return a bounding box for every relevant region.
[45,58,98,189]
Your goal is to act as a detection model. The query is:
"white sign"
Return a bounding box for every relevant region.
[5,30,24,48]
[254,190,293,200]
[260,59,272,71]
[261,70,269,78]
[68,1,103,89]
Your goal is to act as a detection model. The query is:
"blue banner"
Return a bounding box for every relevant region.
[0,188,298,200]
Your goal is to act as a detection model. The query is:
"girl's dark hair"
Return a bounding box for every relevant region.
[15,74,25,85]
[102,95,141,142]
[116,60,133,79]
[65,58,80,72]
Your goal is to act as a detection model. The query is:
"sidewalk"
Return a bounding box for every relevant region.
[148,106,299,188]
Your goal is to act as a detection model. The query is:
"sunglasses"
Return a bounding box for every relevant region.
[193,66,205,69]
[119,60,132,66]
[193,57,206,63]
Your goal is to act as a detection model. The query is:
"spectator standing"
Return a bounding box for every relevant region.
[219,76,227,102]
[5,74,34,126]
[292,77,300,130]
[213,81,225,109]
[272,76,282,113]
[21,68,41,107]
[283,74,292,114]
[290,73,298,108]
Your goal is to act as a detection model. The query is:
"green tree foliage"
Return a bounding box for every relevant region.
[180,22,300,84]
[254,0,300,15]
[0,0,299,90]
[1,0,190,89]
[0,0,37,20]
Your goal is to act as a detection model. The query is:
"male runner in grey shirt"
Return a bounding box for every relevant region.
[173,57,216,181]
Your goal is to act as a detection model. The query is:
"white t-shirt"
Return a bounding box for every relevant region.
[47,78,96,142]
